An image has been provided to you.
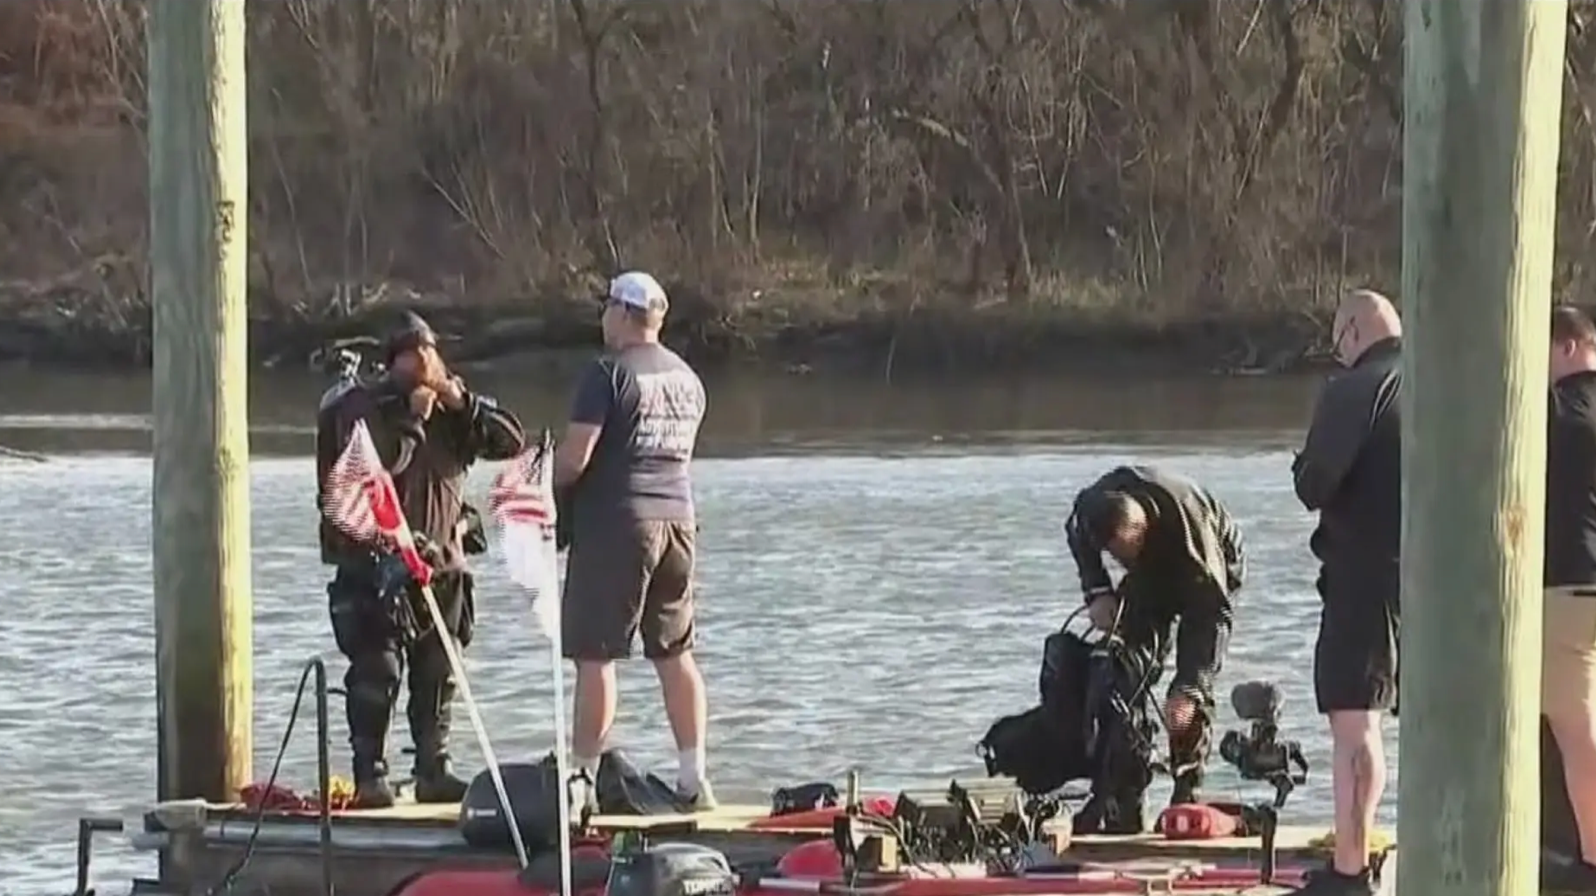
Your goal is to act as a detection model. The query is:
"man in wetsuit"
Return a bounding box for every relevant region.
[317,311,526,809]
[1288,289,1401,895]
[1064,466,1244,832]
[554,271,714,810]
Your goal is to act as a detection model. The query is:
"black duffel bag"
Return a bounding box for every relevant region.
[978,628,1098,795]
[979,625,1161,796]
[458,748,685,850]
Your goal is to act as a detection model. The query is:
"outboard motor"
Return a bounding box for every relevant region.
[605,839,737,896]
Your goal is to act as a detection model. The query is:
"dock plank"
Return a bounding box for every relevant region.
[215,798,1351,857]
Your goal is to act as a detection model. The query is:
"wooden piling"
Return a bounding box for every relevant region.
[1399,1,1566,893]
[148,0,253,803]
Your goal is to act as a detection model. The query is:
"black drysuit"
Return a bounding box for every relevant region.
[1291,337,1401,714]
[316,377,525,784]
[1064,466,1245,797]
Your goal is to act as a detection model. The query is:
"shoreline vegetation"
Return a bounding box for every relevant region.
[5,2,1596,376]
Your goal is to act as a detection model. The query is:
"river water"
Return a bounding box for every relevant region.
[0,369,1397,895]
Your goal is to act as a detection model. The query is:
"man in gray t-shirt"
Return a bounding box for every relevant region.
[553,271,714,808]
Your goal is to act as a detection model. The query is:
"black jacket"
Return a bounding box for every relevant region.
[1064,466,1245,604]
[316,377,525,569]
[1547,370,1596,587]
[1292,338,1402,595]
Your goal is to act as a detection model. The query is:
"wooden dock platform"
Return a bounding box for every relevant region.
[127,795,1369,896]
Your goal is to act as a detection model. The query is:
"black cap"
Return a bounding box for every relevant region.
[383,311,438,363]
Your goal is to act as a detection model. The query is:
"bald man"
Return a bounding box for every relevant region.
[1287,289,1402,895]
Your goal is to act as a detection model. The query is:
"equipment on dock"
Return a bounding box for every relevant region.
[1216,680,1308,810]
[889,779,1064,868]
[977,624,1159,798]
[771,783,840,816]
[458,750,685,849]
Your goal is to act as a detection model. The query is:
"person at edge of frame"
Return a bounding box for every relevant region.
[1538,304,1596,893]
[552,271,715,813]
[316,310,527,809]
[1063,465,1245,835]
[1287,288,1401,896]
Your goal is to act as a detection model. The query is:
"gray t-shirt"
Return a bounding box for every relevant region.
[568,343,707,524]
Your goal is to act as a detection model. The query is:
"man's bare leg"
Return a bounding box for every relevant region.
[571,659,618,790]
[654,651,710,800]
[1547,707,1596,862]
[1327,710,1386,875]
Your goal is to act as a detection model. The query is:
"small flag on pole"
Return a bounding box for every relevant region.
[322,420,433,586]
[489,430,560,635]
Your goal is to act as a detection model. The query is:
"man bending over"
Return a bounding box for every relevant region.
[1065,466,1245,833]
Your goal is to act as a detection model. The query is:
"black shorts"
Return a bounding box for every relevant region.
[1312,578,1399,713]
[562,519,697,661]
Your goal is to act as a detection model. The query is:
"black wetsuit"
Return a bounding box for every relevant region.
[1064,466,1245,814]
[316,375,525,799]
[1292,337,1401,714]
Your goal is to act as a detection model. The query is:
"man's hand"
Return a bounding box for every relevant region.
[1087,594,1121,632]
[433,375,468,410]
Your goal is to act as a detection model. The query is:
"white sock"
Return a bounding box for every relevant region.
[572,754,599,781]
[677,748,706,793]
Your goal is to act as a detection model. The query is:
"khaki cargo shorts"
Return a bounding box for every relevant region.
[1544,586,1596,720]
[562,519,697,661]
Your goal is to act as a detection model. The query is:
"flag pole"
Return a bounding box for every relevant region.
[548,533,574,896]
[414,583,531,869]
[488,430,573,894]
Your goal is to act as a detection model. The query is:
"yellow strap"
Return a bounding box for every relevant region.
[1306,829,1395,853]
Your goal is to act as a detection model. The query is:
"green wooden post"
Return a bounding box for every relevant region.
[148,0,253,803]
[1399,1,1566,893]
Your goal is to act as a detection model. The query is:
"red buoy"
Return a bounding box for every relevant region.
[1156,803,1239,840]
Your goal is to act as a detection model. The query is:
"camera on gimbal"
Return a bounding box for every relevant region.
[1217,680,1309,809]
[312,338,387,411]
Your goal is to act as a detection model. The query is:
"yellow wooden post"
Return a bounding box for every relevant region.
[148,0,253,802]
[1399,1,1566,893]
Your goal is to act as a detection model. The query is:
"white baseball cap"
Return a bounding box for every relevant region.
[607,271,669,312]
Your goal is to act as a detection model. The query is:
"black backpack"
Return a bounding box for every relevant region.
[978,628,1158,796]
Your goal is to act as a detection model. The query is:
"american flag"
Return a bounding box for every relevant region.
[322,420,433,586]
[488,430,556,533]
[490,430,559,634]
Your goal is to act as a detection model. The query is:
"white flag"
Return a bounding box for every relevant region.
[489,431,560,635]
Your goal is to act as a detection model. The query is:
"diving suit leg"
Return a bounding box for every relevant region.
[344,651,402,809]
[1167,711,1210,806]
[329,567,404,809]
[407,573,470,803]
[1167,602,1231,807]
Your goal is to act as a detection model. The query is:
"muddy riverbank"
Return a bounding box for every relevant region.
[0,284,1333,379]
